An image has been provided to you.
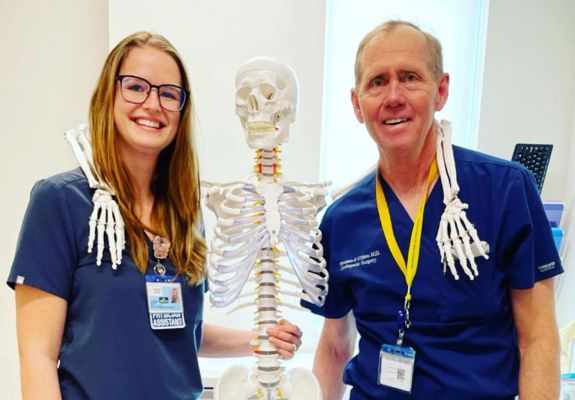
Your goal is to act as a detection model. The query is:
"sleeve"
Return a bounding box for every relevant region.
[301,207,353,318]
[7,179,78,299]
[498,168,563,288]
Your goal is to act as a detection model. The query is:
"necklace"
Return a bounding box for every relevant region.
[151,234,171,276]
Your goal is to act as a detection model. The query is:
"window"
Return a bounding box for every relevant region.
[320,0,490,190]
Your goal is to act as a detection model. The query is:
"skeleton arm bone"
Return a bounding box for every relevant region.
[64,125,100,189]
[435,120,489,280]
[64,125,125,268]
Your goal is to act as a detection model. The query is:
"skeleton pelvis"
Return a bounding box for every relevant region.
[214,364,323,400]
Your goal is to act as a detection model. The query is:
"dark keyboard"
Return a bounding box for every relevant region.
[511,144,553,193]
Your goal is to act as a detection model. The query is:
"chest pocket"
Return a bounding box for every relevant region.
[435,256,508,324]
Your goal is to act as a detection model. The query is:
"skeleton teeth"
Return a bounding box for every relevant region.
[136,118,161,128]
[247,121,275,134]
[383,118,408,125]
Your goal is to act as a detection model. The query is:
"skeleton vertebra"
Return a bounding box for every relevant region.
[204,57,326,400]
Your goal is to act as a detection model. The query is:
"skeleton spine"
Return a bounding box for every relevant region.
[253,247,284,392]
[253,147,284,395]
[255,148,282,181]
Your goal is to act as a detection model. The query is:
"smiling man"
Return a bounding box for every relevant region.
[303,20,562,400]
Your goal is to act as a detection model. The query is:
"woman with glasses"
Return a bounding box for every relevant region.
[8,31,302,400]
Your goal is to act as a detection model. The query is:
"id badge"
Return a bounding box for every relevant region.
[378,344,415,393]
[145,275,186,330]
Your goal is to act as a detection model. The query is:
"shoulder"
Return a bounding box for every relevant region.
[26,168,93,222]
[31,168,90,200]
[37,168,89,190]
[453,146,532,183]
[454,146,520,170]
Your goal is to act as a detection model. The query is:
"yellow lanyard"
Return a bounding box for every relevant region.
[375,159,438,342]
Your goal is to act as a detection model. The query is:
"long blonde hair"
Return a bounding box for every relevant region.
[89,31,206,284]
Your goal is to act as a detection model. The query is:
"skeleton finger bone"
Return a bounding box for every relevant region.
[455,216,478,277]
[447,215,473,280]
[96,205,107,266]
[435,120,489,279]
[112,206,125,264]
[106,206,117,267]
[65,125,125,268]
[460,211,489,259]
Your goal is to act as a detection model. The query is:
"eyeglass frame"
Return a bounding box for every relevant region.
[115,74,187,112]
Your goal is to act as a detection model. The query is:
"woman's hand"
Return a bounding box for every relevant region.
[266,319,302,360]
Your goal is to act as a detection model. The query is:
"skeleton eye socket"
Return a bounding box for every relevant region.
[259,83,277,101]
[236,86,251,101]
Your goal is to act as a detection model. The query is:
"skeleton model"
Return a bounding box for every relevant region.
[203,57,327,400]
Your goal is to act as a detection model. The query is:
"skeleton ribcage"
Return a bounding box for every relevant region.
[208,183,328,309]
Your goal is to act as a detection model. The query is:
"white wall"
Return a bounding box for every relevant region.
[477,0,575,327]
[109,0,326,184]
[478,0,575,202]
[0,1,109,397]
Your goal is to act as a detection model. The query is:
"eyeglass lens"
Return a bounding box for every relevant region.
[120,76,185,111]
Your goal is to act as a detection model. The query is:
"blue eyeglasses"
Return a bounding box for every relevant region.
[116,75,187,112]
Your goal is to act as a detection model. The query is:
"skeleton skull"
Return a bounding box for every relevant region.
[235,56,299,149]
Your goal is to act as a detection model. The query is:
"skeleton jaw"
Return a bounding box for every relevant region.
[245,120,288,149]
[247,121,276,133]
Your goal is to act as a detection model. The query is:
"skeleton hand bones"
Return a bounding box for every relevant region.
[88,189,125,268]
[435,120,489,280]
[436,197,489,280]
[64,124,125,268]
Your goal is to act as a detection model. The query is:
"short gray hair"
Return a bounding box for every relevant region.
[354,20,444,89]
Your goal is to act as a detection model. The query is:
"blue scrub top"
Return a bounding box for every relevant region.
[8,169,205,400]
[304,146,563,399]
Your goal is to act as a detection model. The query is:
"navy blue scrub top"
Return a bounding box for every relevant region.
[304,146,563,400]
[8,169,205,400]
